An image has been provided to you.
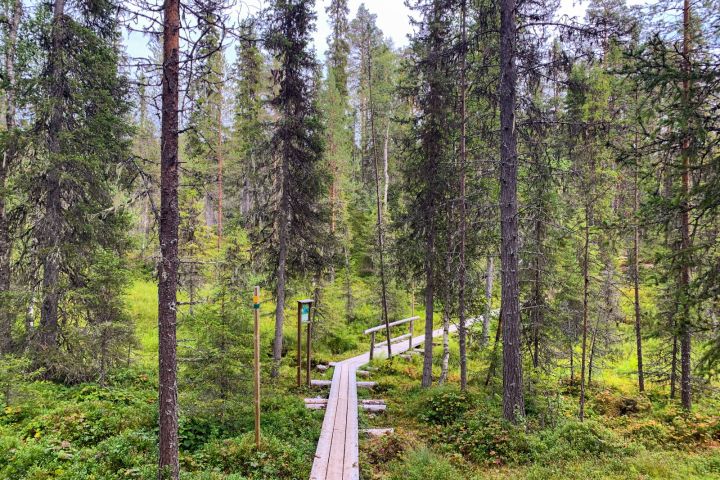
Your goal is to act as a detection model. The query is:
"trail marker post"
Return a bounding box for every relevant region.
[253,286,261,448]
[297,299,314,387]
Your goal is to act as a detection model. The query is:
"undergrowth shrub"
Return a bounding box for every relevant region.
[440,410,538,465]
[388,448,463,480]
[416,386,473,426]
[197,432,307,479]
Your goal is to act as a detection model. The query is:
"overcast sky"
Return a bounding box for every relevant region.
[124,0,599,63]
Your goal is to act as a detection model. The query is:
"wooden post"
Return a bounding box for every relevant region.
[409,318,414,350]
[253,286,261,448]
[306,312,312,387]
[370,331,375,360]
[297,301,302,387]
[297,299,314,388]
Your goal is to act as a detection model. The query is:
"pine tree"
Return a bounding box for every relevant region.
[158,0,181,474]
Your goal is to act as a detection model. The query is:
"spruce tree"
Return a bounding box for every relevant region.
[261,0,328,378]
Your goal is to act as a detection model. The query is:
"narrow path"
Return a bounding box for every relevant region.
[309,319,476,480]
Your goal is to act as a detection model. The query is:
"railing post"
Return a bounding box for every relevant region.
[409,318,414,350]
[370,331,375,360]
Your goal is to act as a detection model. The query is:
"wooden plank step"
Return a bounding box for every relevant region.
[304,398,328,404]
[360,399,385,406]
[356,369,370,377]
[306,403,326,410]
[310,379,332,388]
[362,428,394,437]
[357,381,376,389]
[361,404,387,413]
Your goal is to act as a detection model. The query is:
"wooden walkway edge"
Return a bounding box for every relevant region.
[309,317,481,480]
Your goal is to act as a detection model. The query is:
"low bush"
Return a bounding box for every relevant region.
[197,432,307,479]
[416,386,474,426]
[387,448,463,480]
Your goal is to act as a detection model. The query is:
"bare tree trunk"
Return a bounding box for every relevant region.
[482,255,493,346]
[633,157,644,392]
[439,304,450,384]
[272,163,289,378]
[499,0,524,422]
[217,105,223,248]
[588,312,602,386]
[485,309,502,386]
[670,325,678,398]
[0,0,21,353]
[383,122,390,213]
[158,0,181,474]
[204,193,216,226]
[457,0,468,390]
[532,218,543,368]
[367,32,392,359]
[422,223,436,387]
[579,208,590,421]
[679,0,692,411]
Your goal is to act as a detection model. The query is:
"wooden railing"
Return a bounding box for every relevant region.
[364,316,419,360]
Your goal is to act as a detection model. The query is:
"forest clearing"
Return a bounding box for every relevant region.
[1,0,720,479]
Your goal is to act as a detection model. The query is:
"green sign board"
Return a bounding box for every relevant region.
[301,304,310,324]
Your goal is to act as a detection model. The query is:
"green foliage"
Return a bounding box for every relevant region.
[416,386,473,426]
[197,432,308,479]
[388,448,462,480]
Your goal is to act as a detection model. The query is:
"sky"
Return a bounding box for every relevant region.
[124,0,597,63]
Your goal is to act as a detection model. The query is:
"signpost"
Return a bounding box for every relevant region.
[253,286,261,448]
[297,299,314,387]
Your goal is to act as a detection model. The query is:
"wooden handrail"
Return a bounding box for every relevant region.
[363,316,419,335]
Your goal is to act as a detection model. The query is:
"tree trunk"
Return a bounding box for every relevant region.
[499,0,524,422]
[422,222,435,388]
[367,32,392,359]
[439,305,450,384]
[482,255,494,346]
[633,158,644,392]
[579,207,590,421]
[217,105,224,248]
[158,0,181,474]
[679,0,692,411]
[272,163,289,378]
[485,309,502,386]
[383,122,390,213]
[457,0,468,390]
[532,217,543,369]
[0,0,21,354]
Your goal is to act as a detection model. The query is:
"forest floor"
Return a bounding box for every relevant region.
[1,277,720,479]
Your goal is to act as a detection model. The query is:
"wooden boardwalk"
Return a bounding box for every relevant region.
[309,319,477,480]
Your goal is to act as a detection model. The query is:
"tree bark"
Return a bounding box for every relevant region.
[579,206,590,421]
[217,104,224,248]
[158,0,181,475]
[383,122,390,214]
[366,31,392,359]
[482,255,494,346]
[272,160,289,378]
[532,217,543,369]
[679,0,692,411]
[0,0,21,354]
[457,0,468,390]
[499,0,524,422]
[633,157,644,392]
